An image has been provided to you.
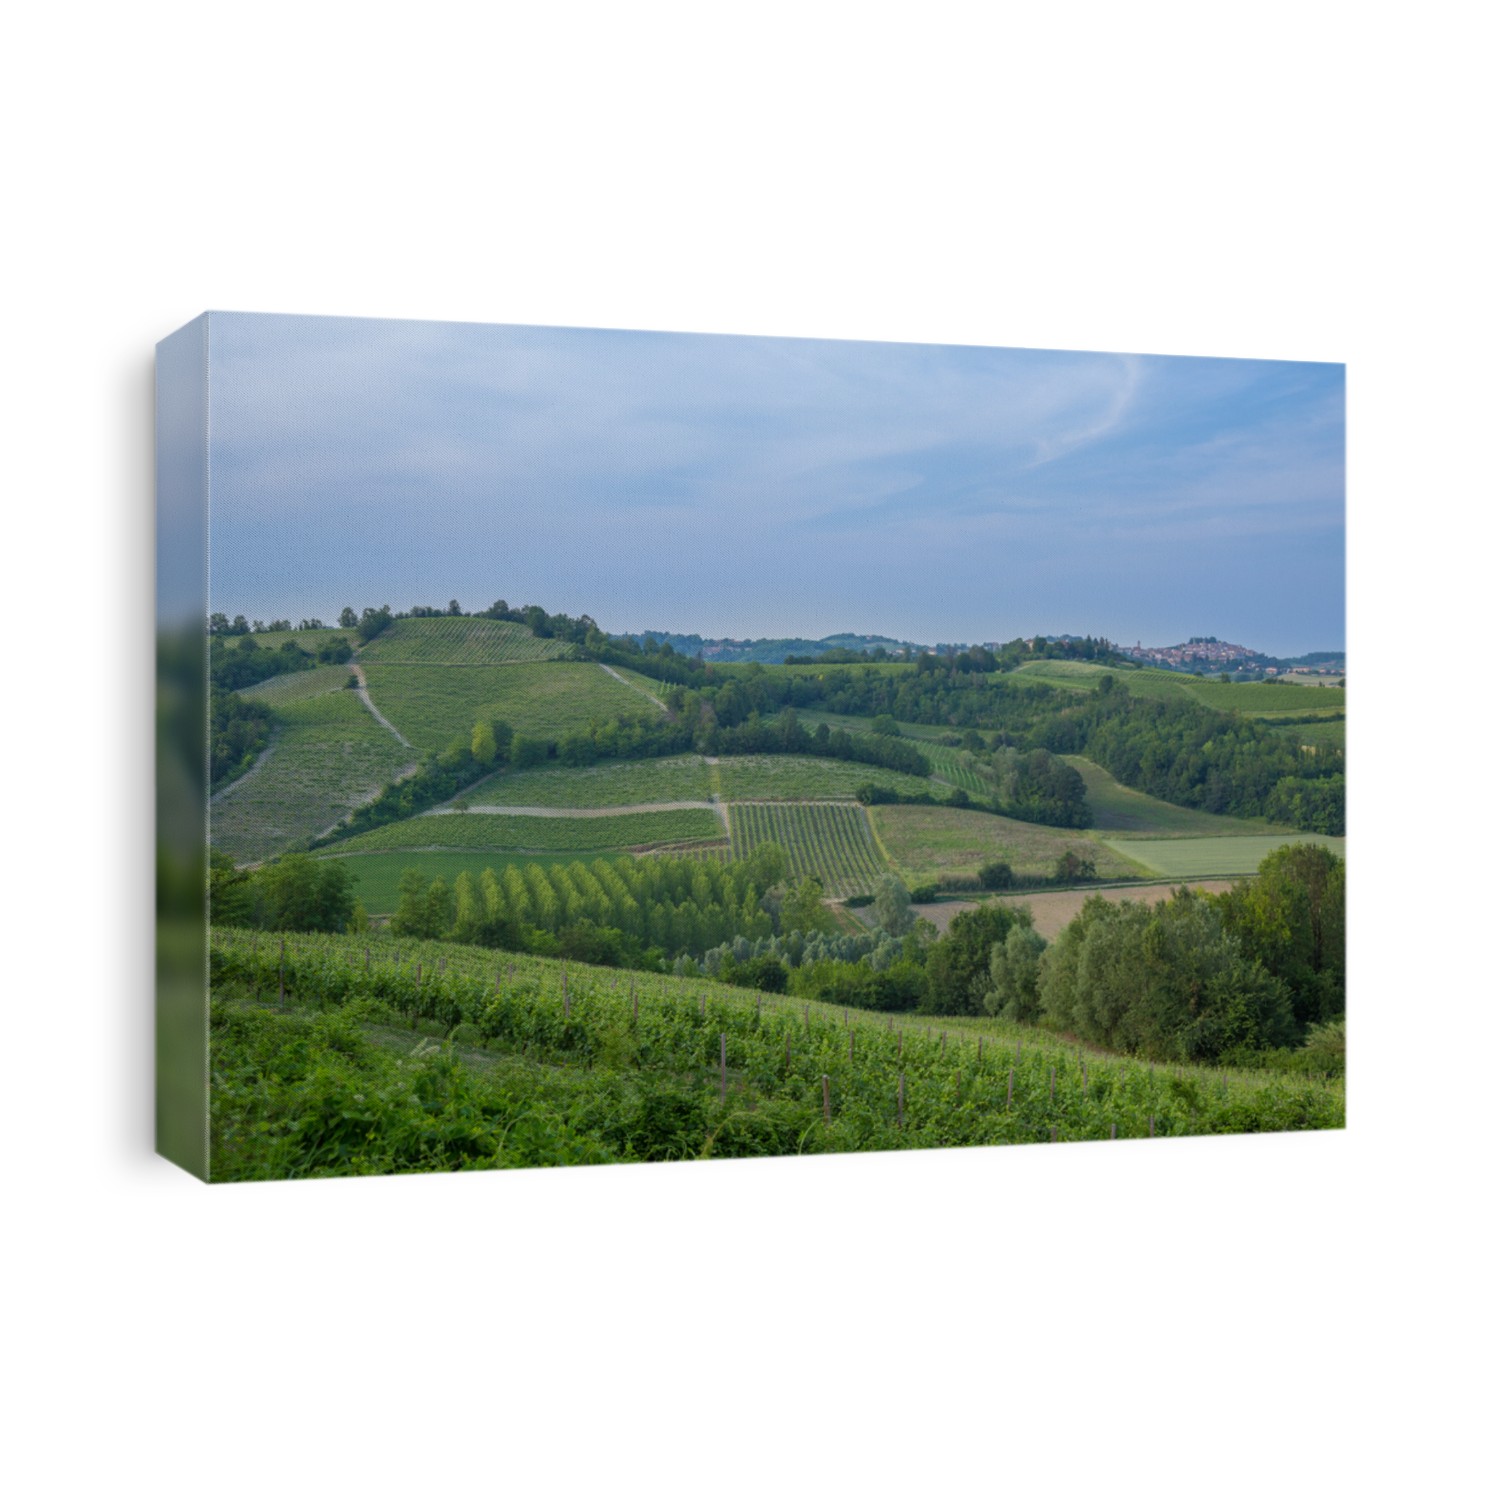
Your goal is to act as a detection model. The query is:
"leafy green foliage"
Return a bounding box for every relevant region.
[206,927,1343,1181]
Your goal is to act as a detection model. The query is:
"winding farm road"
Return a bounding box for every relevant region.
[598,662,669,712]
[424,800,718,819]
[349,661,414,747]
[210,729,281,805]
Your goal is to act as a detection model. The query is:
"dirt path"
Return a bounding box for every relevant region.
[210,729,281,805]
[349,661,414,747]
[424,800,718,819]
[599,662,668,712]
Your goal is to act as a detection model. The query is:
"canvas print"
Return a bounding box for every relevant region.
[157,312,1345,1182]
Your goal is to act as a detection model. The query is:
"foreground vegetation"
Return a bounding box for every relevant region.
[208,927,1343,1180]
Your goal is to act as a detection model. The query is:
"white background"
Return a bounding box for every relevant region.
[4,3,1494,1496]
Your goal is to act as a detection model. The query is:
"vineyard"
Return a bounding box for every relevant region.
[207,926,1345,1180]
[359,660,657,752]
[462,754,714,809]
[715,755,933,802]
[1063,755,1291,838]
[1100,832,1346,879]
[211,686,415,863]
[240,663,355,707]
[727,801,886,897]
[358,616,577,666]
[331,807,727,855]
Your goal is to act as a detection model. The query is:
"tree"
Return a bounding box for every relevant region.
[923,903,1027,1014]
[1053,849,1096,883]
[870,874,914,936]
[512,734,549,768]
[984,921,1046,1021]
[471,720,497,765]
[871,714,901,737]
[1214,843,1345,1030]
[781,876,832,935]
[254,854,354,933]
[339,606,358,629]
[978,860,1014,891]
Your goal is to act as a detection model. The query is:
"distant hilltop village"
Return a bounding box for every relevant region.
[1121,637,1345,680]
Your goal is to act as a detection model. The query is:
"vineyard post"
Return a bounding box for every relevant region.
[784,1034,791,1072]
[1049,1066,1055,1100]
[278,938,285,1006]
[1007,1067,1014,1108]
[848,1031,854,1064]
[1050,1126,1057,1143]
[898,1031,904,1059]
[941,1032,946,1054]
[822,1075,831,1126]
[633,985,639,1025]
[898,1073,905,1128]
[364,947,370,972]
[1082,1058,1088,1091]
[1149,1115,1156,1138]
[1110,1123,1117,1140]
[720,1034,727,1103]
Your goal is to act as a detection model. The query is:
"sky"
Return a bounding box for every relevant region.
[204,312,1345,655]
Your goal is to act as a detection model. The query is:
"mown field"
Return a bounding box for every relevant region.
[993,880,1237,939]
[331,806,727,855]
[727,801,886,898]
[1063,755,1293,838]
[360,660,655,752]
[461,754,714,808]
[320,850,635,914]
[869,804,1141,886]
[212,687,415,862]
[715,755,934,801]
[358,616,577,666]
[1100,832,1346,879]
[207,926,1344,1180]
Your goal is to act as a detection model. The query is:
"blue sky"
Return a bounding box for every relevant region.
[205,312,1344,655]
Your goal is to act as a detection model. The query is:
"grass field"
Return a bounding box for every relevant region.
[361,660,656,752]
[1100,833,1345,878]
[1267,717,1347,752]
[1063,755,1294,838]
[318,850,635,913]
[461,754,714,808]
[714,755,934,801]
[869,804,1141,885]
[232,627,358,654]
[212,687,415,863]
[358,616,576,665]
[727,801,887,898]
[239,663,356,706]
[331,807,727,855]
[1011,659,1346,718]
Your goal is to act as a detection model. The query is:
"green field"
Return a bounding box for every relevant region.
[714,755,934,801]
[360,660,656,752]
[727,801,886,898]
[462,754,714,808]
[358,616,576,666]
[212,687,415,862]
[1011,660,1345,718]
[319,849,635,914]
[1064,755,1294,838]
[1101,833,1346,878]
[208,926,1343,1180]
[331,807,726,855]
[232,627,358,654]
[239,663,356,706]
[869,804,1140,885]
[1267,717,1347,752]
